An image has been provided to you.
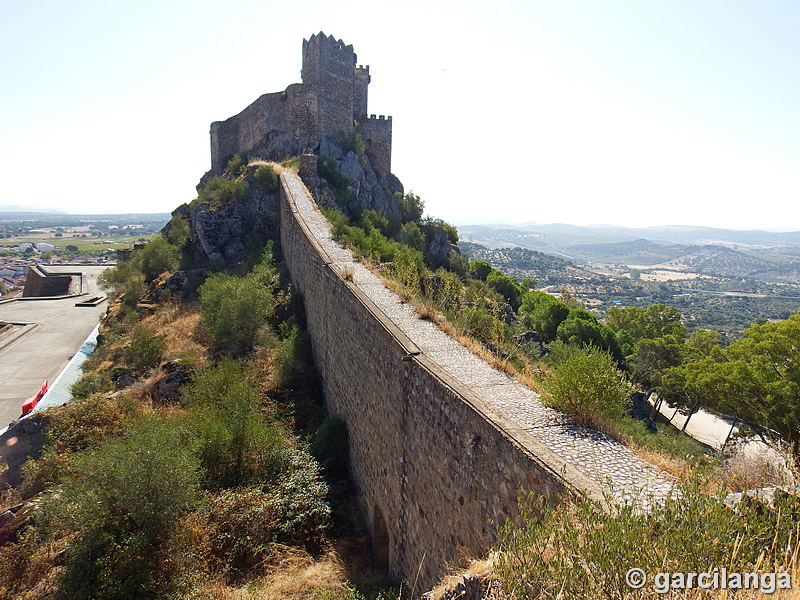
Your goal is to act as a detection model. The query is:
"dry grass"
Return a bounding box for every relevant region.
[425,554,496,600]
[190,546,352,600]
[247,159,287,174]
[142,301,208,368]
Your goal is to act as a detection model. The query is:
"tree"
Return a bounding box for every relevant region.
[469,260,493,281]
[519,291,570,342]
[396,191,424,223]
[606,304,686,343]
[486,271,526,311]
[662,313,800,453]
[556,309,622,361]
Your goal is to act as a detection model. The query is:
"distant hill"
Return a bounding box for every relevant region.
[458,223,800,272]
[459,223,800,248]
[458,241,602,285]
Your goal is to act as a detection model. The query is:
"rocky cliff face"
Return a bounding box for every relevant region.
[170,139,405,270]
[166,164,281,270]
[310,139,404,216]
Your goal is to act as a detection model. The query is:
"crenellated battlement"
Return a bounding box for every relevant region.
[210,34,391,172]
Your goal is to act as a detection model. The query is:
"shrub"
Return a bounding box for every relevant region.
[203,449,331,577]
[40,418,201,600]
[397,221,424,251]
[199,270,274,354]
[226,153,246,175]
[312,416,349,479]
[182,358,289,488]
[541,344,632,428]
[197,176,249,207]
[163,213,190,248]
[123,324,166,375]
[317,155,351,208]
[269,448,331,547]
[70,370,114,399]
[395,191,424,224]
[97,259,146,307]
[255,163,279,193]
[135,235,180,282]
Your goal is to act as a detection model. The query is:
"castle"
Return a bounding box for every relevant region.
[210,33,393,173]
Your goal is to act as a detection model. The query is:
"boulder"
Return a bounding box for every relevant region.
[0,415,47,489]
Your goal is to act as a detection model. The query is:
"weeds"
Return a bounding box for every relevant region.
[496,475,800,599]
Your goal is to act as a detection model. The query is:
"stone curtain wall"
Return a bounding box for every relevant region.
[278,172,604,588]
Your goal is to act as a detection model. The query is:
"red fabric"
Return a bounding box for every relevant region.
[21,380,48,415]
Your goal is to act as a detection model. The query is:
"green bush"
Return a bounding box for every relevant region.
[541,344,632,428]
[397,221,424,251]
[163,213,190,248]
[203,448,331,577]
[40,418,201,600]
[312,416,349,479]
[255,163,279,193]
[317,155,351,208]
[226,153,246,175]
[268,448,331,547]
[97,260,146,308]
[272,321,325,433]
[182,358,289,488]
[199,270,274,354]
[136,235,180,282]
[395,191,424,224]
[197,176,249,207]
[123,324,166,375]
[70,370,114,399]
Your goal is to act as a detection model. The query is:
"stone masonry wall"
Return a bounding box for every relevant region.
[278,172,608,589]
[358,115,393,173]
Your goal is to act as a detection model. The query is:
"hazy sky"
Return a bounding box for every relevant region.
[1,0,799,229]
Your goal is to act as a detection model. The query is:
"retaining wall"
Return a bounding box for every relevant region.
[278,172,604,588]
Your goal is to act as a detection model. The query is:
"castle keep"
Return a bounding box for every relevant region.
[210,33,392,173]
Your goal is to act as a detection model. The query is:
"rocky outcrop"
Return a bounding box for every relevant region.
[167,165,281,270]
[307,138,404,217]
[0,415,47,489]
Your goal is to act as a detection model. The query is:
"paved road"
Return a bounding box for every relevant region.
[0,266,109,428]
[653,397,788,473]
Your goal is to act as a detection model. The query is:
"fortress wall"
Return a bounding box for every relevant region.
[279,173,574,588]
[210,119,239,169]
[353,66,370,120]
[22,267,75,297]
[358,116,392,173]
[235,93,287,155]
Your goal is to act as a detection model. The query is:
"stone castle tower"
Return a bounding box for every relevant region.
[210,33,392,173]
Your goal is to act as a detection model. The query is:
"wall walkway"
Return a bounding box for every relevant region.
[279,172,674,588]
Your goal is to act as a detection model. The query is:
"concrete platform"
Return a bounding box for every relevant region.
[0,266,109,428]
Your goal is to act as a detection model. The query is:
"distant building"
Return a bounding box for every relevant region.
[36,243,56,252]
[22,265,77,297]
